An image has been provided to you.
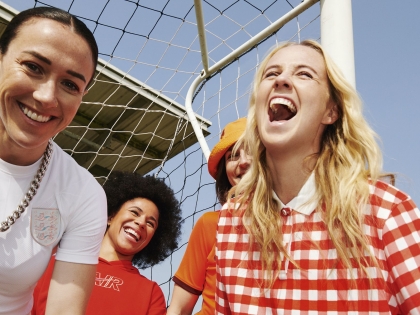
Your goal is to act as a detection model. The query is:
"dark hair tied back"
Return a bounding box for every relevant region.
[0,6,98,85]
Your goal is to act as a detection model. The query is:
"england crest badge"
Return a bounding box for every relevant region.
[31,208,61,246]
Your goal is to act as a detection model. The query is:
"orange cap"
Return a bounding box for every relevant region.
[208,117,247,179]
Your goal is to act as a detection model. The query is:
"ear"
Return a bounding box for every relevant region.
[322,102,338,125]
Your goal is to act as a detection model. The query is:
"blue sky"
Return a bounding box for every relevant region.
[352,1,420,203]
[5,1,419,202]
[3,0,420,310]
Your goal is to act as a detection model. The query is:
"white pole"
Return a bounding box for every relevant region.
[320,0,356,88]
[194,0,209,74]
[187,0,320,161]
[185,74,211,159]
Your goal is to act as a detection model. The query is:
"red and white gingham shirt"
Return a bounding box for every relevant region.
[215,174,420,314]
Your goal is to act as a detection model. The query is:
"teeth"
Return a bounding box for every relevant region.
[124,228,140,242]
[270,98,296,114]
[19,103,51,123]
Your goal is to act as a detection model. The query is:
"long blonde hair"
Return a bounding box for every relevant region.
[234,40,383,287]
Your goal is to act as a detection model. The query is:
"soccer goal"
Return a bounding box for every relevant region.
[0,0,354,308]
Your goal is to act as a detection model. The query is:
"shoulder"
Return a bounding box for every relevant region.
[199,211,219,225]
[49,142,104,194]
[368,179,414,213]
[367,179,418,222]
[51,143,95,181]
[187,212,219,243]
[136,273,164,294]
[369,180,411,205]
[191,211,219,238]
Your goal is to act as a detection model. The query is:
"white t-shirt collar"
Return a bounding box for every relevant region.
[272,172,318,216]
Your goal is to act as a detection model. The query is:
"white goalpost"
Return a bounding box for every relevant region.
[320,0,355,87]
[188,0,319,159]
[187,0,355,159]
[0,0,354,308]
[156,0,354,305]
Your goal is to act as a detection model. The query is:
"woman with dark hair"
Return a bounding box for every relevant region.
[210,118,250,205]
[0,6,98,83]
[215,40,420,314]
[32,171,183,315]
[167,118,251,315]
[0,6,106,315]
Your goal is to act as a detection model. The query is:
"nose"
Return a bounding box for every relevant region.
[33,80,58,108]
[134,215,146,229]
[238,149,251,170]
[274,72,292,90]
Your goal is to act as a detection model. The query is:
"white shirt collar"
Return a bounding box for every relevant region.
[272,173,318,216]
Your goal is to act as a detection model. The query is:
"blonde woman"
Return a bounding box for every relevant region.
[215,40,420,314]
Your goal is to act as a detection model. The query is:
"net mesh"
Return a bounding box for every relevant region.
[5,0,321,307]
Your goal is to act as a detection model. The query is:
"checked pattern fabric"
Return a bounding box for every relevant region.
[215,180,420,314]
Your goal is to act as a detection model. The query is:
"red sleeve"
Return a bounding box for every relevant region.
[173,211,218,294]
[32,256,56,315]
[146,282,166,315]
[383,197,420,313]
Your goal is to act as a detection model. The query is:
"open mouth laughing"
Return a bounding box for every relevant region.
[124,227,141,242]
[269,97,297,122]
[18,102,52,123]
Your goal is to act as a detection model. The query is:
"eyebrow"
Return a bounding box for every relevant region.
[23,50,86,83]
[134,206,158,225]
[148,215,158,225]
[24,50,51,65]
[296,64,319,75]
[264,64,319,75]
[67,70,86,83]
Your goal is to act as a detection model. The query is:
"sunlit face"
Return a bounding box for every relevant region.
[0,18,94,165]
[255,45,337,158]
[104,198,159,261]
[224,144,251,186]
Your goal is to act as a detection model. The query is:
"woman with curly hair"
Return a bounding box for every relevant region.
[167,117,251,315]
[32,171,182,315]
[215,40,420,314]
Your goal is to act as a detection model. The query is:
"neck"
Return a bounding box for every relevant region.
[266,149,317,204]
[100,232,134,262]
[0,134,49,166]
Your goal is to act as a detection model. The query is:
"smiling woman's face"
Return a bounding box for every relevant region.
[104,198,159,261]
[255,45,337,157]
[224,144,251,187]
[0,18,94,165]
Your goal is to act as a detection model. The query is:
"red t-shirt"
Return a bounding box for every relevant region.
[32,256,166,315]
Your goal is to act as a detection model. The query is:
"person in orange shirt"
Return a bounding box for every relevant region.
[167,118,251,315]
[32,171,183,315]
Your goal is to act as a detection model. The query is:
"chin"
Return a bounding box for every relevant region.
[232,179,241,186]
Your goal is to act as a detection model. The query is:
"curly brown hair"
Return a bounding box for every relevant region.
[103,171,182,269]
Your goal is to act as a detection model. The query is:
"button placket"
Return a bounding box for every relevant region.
[279,207,292,279]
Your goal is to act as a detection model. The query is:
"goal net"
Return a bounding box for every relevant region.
[0,0,323,308]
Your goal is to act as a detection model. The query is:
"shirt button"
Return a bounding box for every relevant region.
[281,207,291,216]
